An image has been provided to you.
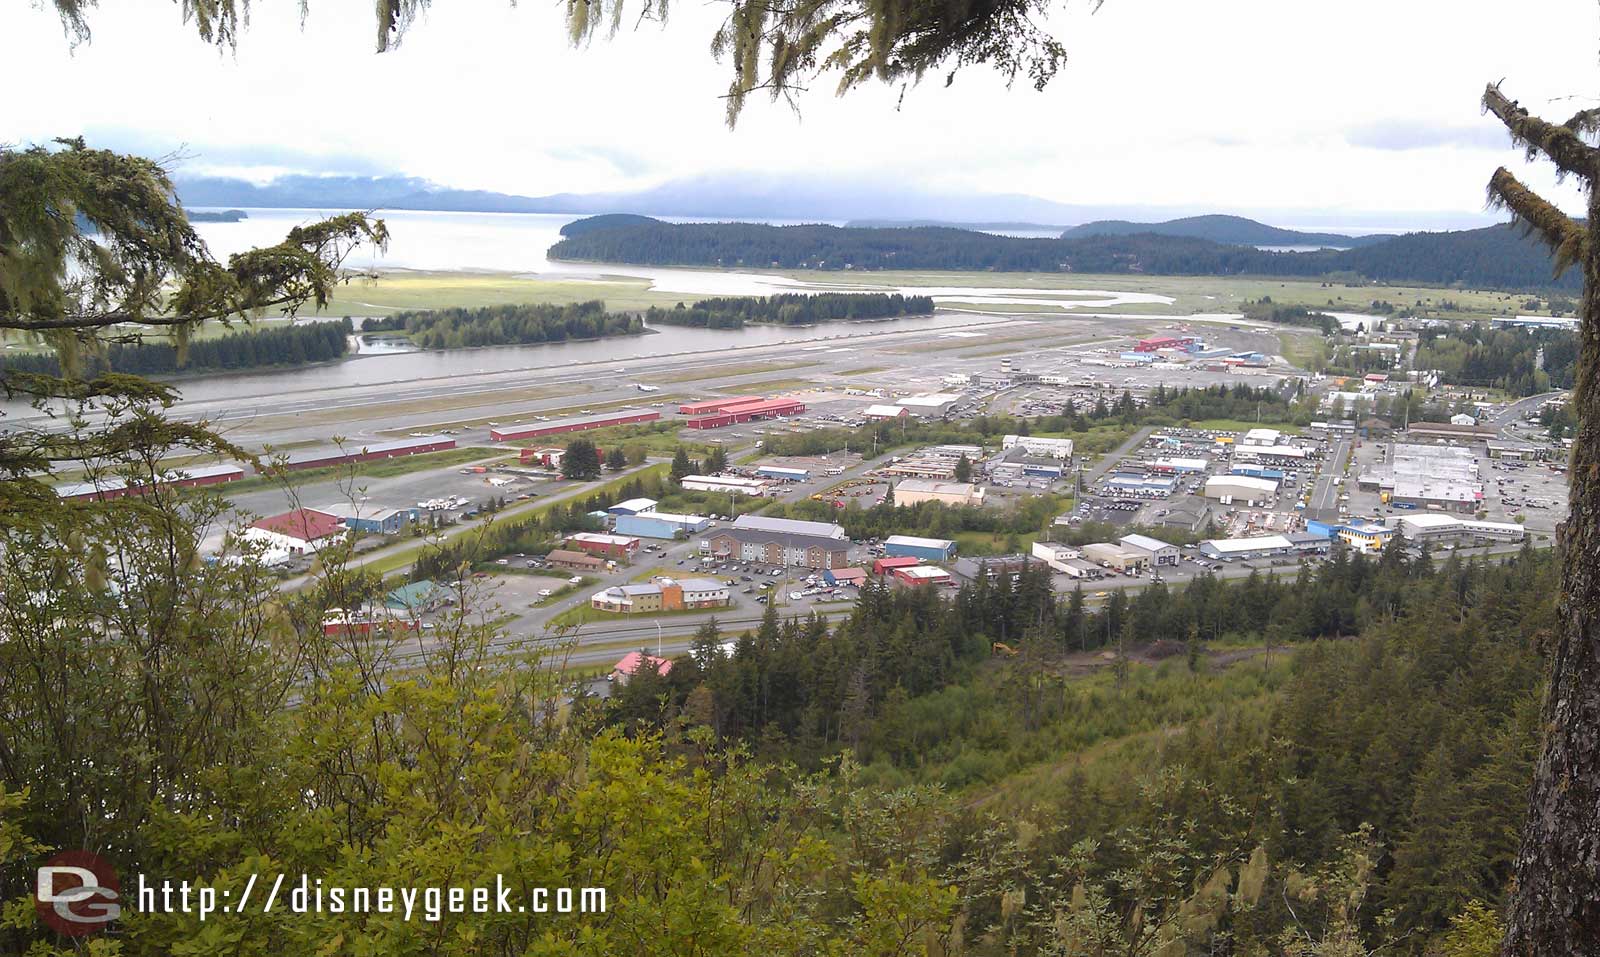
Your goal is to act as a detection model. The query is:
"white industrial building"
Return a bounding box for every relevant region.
[1395,513,1526,545]
[1359,444,1483,513]
[1490,315,1581,330]
[1119,533,1179,566]
[863,404,910,420]
[1199,534,1296,561]
[1032,541,1080,570]
[1240,428,1283,447]
[1150,456,1209,474]
[1031,542,1106,579]
[1203,475,1280,505]
[1234,445,1310,465]
[1105,473,1179,498]
[895,393,962,417]
[893,479,986,507]
[681,474,774,497]
[1001,435,1075,460]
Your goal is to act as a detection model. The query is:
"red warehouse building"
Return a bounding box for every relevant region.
[563,532,641,560]
[1133,335,1196,353]
[490,410,659,442]
[893,565,953,587]
[268,436,457,473]
[55,463,246,502]
[872,555,921,576]
[683,397,807,429]
[678,396,761,415]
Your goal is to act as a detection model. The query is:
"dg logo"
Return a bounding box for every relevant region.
[36,850,121,937]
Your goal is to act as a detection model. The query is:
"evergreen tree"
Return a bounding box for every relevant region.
[561,439,602,480]
[669,447,693,482]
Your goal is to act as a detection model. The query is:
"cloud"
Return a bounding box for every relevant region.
[6,0,1599,220]
[1344,119,1511,152]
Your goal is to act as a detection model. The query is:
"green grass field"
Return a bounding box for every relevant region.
[268,271,711,318]
[763,268,1541,323]
[953,530,1042,556]
[228,446,504,495]
[1277,329,1329,370]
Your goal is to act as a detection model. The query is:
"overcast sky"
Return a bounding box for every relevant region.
[7,0,1600,224]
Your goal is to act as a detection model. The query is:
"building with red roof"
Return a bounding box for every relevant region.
[610,651,675,685]
[243,508,346,555]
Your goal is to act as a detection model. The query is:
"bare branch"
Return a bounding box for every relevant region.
[1483,83,1600,180]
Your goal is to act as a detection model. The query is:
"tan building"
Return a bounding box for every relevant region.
[893,479,986,508]
[592,583,666,613]
[546,549,606,572]
[590,576,732,613]
[1081,542,1149,573]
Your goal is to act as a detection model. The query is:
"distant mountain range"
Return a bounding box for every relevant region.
[171,172,1497,232]
[844,219,1070,233]
[173,172,1180,221]
[547,214,1581,292]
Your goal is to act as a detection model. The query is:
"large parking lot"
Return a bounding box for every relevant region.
[1346,440,1567,540]
[1064,425,1338,539]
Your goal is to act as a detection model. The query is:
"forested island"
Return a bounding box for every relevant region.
[1059,213,1390,248]
[644,292,934,328]
[185,209,248,222]
[548,215,1581,291]
[359,301,645,349]
[0,319,349,377]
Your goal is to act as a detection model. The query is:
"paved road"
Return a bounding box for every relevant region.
[277,458,669,590]
[1307,438,1350,518]
[1492,390,1565,439]
[1082,426,1158,485]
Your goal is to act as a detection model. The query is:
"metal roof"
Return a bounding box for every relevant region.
[1202,535,1294,554]
[733,515,846,538]
[884,534,956,549]
[1119,534,1174,553]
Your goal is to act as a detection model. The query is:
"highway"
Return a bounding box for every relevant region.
[1492,391,1565,439]
[1307,438,1350,517]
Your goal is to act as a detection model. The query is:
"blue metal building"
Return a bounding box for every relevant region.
[882,535,958,561]
[1230,465,1287,480]
[614,511,711,540]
